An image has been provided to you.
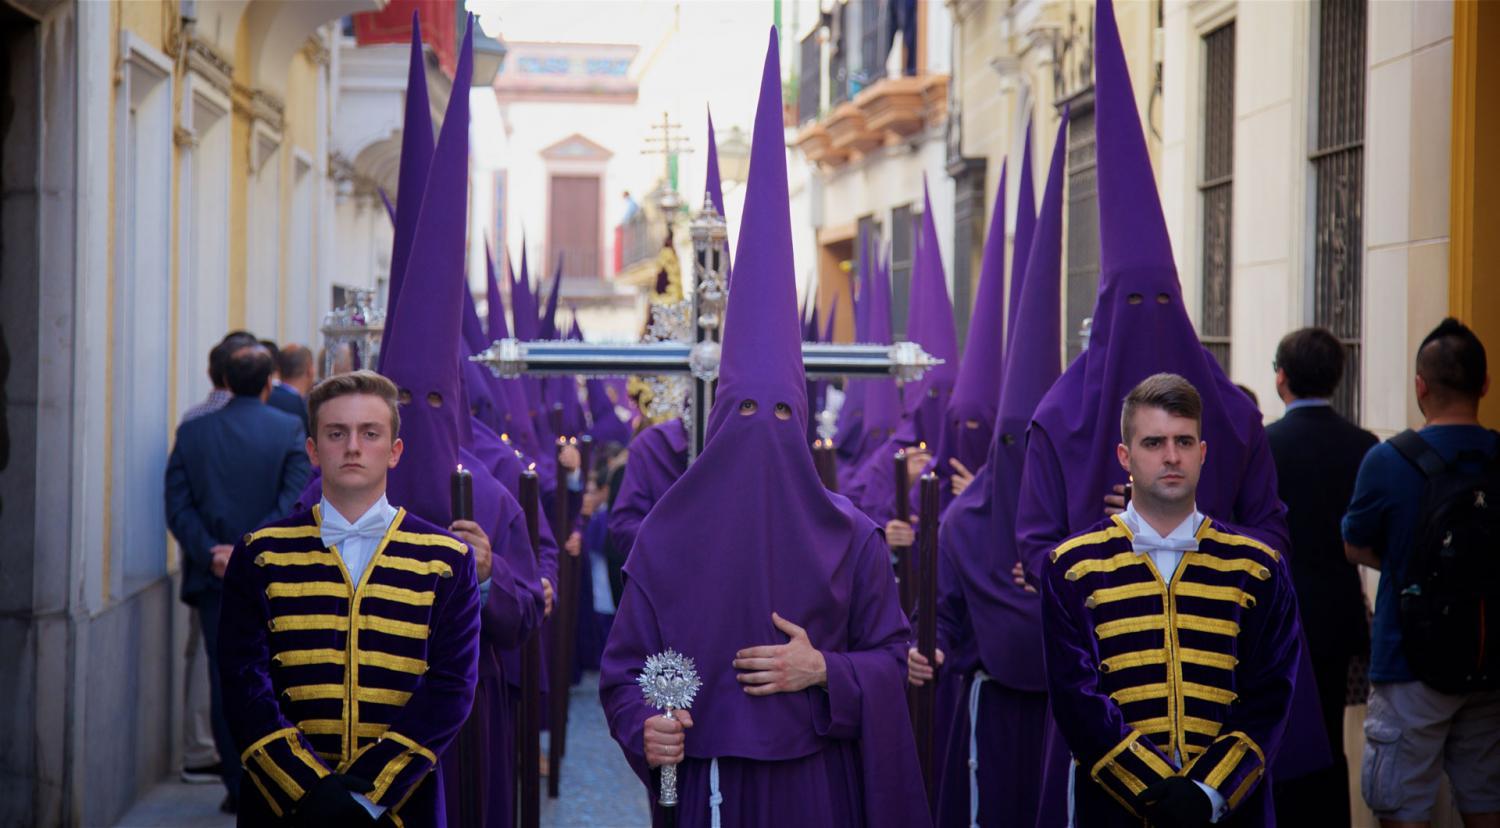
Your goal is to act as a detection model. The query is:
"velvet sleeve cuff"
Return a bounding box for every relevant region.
[239,727,331,818]
[345,730,439,808]
[1182,730,1266,814]
[1087,729,1176,817]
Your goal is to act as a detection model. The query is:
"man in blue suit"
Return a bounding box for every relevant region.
[165,344,311,813]
[268,342,314,434]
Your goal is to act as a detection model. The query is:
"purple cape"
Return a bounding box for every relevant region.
[599,30,928,826]
[605,418,688,561]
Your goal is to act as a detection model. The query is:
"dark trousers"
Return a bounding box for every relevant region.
[196,590,242,804]
[1273,639,1353,826]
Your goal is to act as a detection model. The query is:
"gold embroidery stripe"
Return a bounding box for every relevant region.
[246,770,285,818]
[254,750,305,800]
[1177,614,1240,637]
[1198,527,1280,561]
[1066,551,1148,580]
[1095,615,1166,639]
[1180,648,1239,670]
[1091,731,1142,783]
[266,581,349,600]
[256,550,340,567]
[1129,739,1176,780]
[240,726,301,762]
[359,650,428,675]
[249,525,324,542]
[1052,523,1132,562]
[287,736,330,780]
[1183,555,1271,580]
[1182,682,1238,705]
[371,752,416,803]
[1100,649,1167,673]
[364,583,436,607]
[1131,716,1173,735]
[1228,765,1264,808]
[385,731,438,765]
[1183,716,1224,737]
[1087,581,1164,608]
[270,614,347,633]
[1206,738,1251,789]
[378,556,453,578]
[357,687,413,707]
[1110,684,1170,705]
[1174,581,1256,608]
[298,719,347,736]
[274,648,345,668]
[360,615,429,639]
[284,684,345,702]
[1107,760,1148,796]
[389,529,467,554]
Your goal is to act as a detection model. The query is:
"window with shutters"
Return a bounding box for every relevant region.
[1065,97,1099,364]
[890,203,916,339]
[1200,23,1235,373]
[799,28,822,124]
[1311,0,1366,420]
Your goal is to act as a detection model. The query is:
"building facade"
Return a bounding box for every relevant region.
[0,0,397,823]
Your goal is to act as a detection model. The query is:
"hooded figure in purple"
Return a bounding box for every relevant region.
[599,31,928,827]
[376,18,544,827]
[925,113,1068,828]
[581,322,633,449]
[1016,0,1328,800]
[924,161,1009,511]
[846,181,960,528]
[839,244,900,492]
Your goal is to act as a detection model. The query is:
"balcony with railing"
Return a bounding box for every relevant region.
[792,0,948,170]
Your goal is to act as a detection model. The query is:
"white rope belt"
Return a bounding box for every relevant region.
[968,671,993,828]
[709,757,722,828]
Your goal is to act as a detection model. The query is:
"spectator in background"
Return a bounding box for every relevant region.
[1266,327,1377,826]
[164,344,311,813]
[270,343,314,434]
[1343,318,1499,828]
[182,331,258,424]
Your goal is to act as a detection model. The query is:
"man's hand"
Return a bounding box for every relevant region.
[733,613,827,696]
[905,448,931,482]
[885,519,915,547]
[564,531,582,558]
[948,458,975,496]
[643,709,694,768]
[541,578,554,617]
[1012,562,1037,594]
[1139,777,1212,828]
[449,520,492,582]
[210,544,234,579]
[907,647,945,686]
[558,444,581,471]
[1104,484,1127,516]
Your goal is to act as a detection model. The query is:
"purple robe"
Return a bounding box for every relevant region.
[932,113,1069,827]
[605,418,688,561]
[600,33,928,826]
[1017,0,1326,794]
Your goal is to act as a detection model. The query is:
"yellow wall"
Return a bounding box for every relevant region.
[228,24,252,330]
[1450,0,1500,428]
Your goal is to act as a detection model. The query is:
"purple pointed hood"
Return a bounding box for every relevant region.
[511,245,538,340]
[1030,0,1264,536]
[622,29,877,761]
[929,161,1008,490]
[539,258,563,340]
[940,111,1067,690]
[484,248,552,479]
[381,16,475,525]
[584,318,632,448]
[896,178,959,444]
[1008,121,1036,352]
[377,14,434,370]
[704,110,733,284]
[832,227,874,460]
[862,247,901,439]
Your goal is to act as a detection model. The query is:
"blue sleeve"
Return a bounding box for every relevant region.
[1341,443,1392,549]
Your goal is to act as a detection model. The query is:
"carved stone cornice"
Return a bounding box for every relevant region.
[233,83,286,132]
[174,125,199,149]
[182,34,234,96]
[301,36,332,68]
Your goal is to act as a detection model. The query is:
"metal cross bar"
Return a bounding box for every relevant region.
[470,339,942,381]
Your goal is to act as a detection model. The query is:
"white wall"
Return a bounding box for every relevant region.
[246,127,282,339]
[176,72,232,419]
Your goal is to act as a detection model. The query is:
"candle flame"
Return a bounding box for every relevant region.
[456,464,465,473]
[528,462,537,471]
[918,441,927,451]
[500,432,509,442]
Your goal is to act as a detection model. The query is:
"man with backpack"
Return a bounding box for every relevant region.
[1343,317,1500,827]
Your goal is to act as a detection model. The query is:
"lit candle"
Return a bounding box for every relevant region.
[450,464,474,522]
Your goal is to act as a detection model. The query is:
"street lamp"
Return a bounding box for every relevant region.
[716,125,751,188]
[460,6,508,86]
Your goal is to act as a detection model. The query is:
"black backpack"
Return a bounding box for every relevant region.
[1390,429,1500,693]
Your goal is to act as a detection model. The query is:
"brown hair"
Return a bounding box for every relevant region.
[1121,372,1203,444]
[307,370,401,439]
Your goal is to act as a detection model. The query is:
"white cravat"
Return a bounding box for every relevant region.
[1117,501,1228,822]
[319,495,398,586]
[316,495,397,819]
